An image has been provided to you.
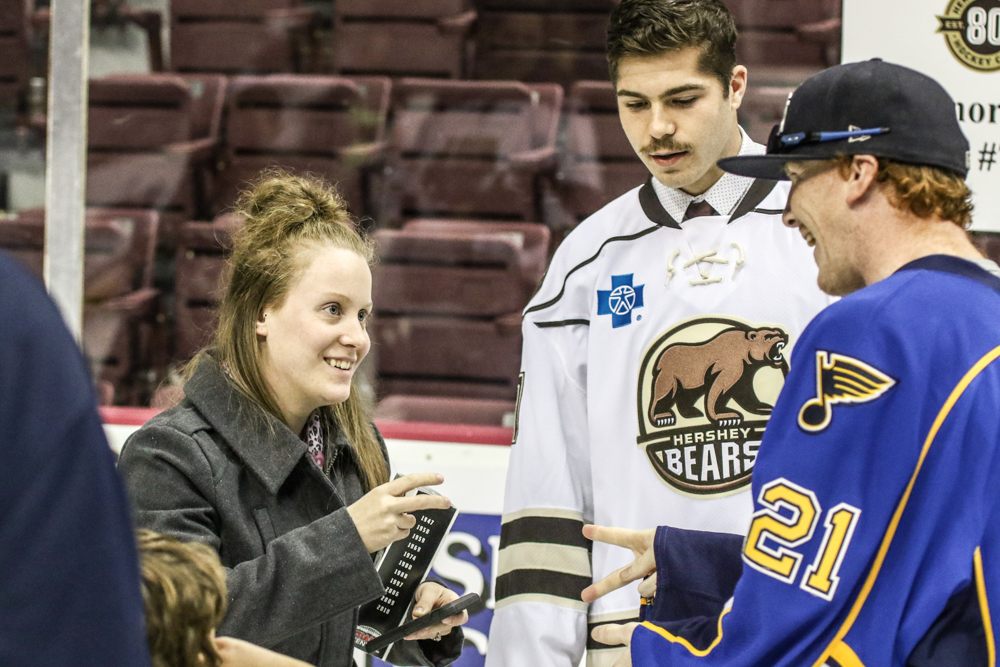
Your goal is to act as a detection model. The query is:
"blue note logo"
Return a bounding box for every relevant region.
[598,274,644,328]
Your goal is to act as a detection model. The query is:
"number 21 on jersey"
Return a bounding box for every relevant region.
[742,478,862,601]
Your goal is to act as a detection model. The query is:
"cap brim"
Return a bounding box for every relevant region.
[717,154,794,180]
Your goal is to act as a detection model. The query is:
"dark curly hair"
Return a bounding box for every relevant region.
[607,0,738,93]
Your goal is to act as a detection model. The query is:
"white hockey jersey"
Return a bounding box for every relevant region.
[486,176,832,667]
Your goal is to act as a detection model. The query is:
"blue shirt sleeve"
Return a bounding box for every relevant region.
[0,254,151,666]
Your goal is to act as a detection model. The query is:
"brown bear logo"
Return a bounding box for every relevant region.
[648,327,789,428]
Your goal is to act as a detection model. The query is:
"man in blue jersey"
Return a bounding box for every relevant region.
[0,254,151,666]
[584,59,1000,667]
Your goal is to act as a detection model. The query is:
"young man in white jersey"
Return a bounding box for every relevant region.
[485,1,832,666]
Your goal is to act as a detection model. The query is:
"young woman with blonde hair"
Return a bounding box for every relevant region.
[119,171,467,667]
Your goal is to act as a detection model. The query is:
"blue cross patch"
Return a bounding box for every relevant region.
[597,274,644,328]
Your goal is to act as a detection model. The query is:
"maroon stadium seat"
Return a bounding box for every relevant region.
[372,220,549,401]
[472,0,613,87]
[0,0,31,107]
[380,79,563,226]
[170,0,317,74]
[214,75,391,218]
[332,0,475,79]
[0,209,162,404]
[173,216,240,362]
[86,74,227,245]
[557,80,648,229]
[722,0,841,71]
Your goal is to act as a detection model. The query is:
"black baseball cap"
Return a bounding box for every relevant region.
[718,59,971,181]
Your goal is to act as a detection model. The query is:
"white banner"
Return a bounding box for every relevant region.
[843,0,1000,231]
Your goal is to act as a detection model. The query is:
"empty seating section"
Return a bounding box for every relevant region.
[0,209,161,404]
[215,75,391,218]
[171,0,317,74]
[383,79,562,225]
[372,220,549,404]
[333,0,475,78]
[558,80,648,227]
[15,1,847,419]
[87,74,227,244]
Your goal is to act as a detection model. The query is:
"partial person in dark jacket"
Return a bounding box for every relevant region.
[118,171,467,667]
[0,252,151,666]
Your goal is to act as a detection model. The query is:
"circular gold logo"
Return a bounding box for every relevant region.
[636,316,790,497]
[938,0,1000,72]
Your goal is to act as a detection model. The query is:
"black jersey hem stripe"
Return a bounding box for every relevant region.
[587,616,641,650]
[729,178,780,223]
[523,225,661,316]
[535,319,591,328]
[816,344,1000,666]
[495,570,592,602]
[499,515,592,550]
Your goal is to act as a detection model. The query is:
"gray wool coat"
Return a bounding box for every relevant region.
[118,359,462,667]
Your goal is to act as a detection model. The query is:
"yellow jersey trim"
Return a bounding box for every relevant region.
[829,640,866,667]
[639,606,732,657]
[975,546,996,667]
[812,344,1000,667]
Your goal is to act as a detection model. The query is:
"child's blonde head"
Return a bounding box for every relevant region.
[137,530,228,667]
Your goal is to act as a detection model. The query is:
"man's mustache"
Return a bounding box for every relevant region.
[641,139,693,156]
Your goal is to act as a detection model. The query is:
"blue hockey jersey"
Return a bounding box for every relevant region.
[633,255,1000,667]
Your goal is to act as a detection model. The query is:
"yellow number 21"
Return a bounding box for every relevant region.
[743,478,861,600]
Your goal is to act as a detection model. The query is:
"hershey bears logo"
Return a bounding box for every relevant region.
[637,316,791,496]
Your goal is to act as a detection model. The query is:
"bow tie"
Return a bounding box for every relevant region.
[683,200,718,221]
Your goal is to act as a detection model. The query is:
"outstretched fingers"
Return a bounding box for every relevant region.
[583,525,644,551]
[385,472,444,496]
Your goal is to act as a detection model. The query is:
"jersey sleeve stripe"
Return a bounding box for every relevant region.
[495,568,593,603]
[493,592,588,612]
[587,616,640,650]
[974,546,997,667]
[812,344,1000,667]
[523,226,660,316]
[499,515,592,550]
[637,605,731,657]
[496,542,591,578]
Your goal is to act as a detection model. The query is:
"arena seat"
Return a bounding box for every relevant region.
[86,74,226,246]
[723,0,841,72]
[174,216,240,362]
[170,0,317,74]
[372,220,549,402]
[0,0,31,108]
[472,0,612,87]
[556,80,648,230]
[332,0,475,79]
[0,209,162,405]
[213,75,391,219]
[379,79,563,226]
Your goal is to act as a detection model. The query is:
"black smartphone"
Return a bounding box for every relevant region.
[363,592,480,653]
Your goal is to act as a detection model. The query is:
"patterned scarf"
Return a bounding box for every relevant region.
[303,411,325,470]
